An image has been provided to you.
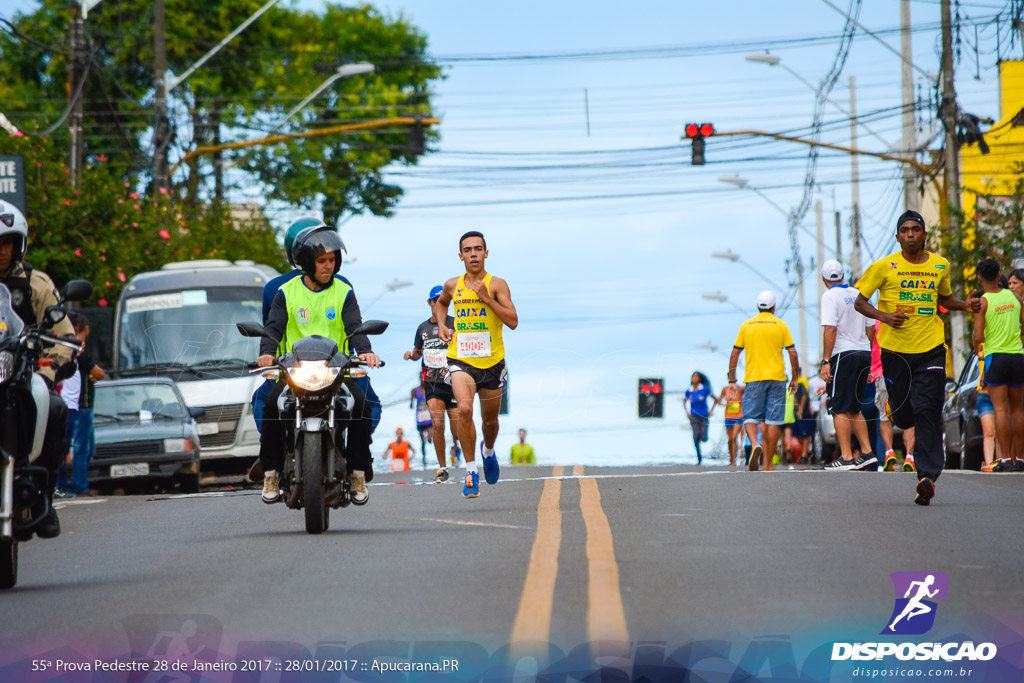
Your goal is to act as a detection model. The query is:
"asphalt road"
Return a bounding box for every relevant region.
[2,464,1022,680]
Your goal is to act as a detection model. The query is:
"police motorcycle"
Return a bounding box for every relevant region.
[0,279,92,589]
[236,320,387,534]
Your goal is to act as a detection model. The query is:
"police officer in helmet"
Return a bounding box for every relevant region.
[0,200,77,538]
[256,223,381,505]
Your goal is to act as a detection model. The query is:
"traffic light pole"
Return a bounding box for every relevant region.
[711,129,945,226]
[167,116,440,179]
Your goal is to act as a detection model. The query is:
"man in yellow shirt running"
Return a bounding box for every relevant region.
[728,290,800,472]
[854,210,980,505]
[435,231,519,498]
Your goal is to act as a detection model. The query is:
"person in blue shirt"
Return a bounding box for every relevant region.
[683,371,714,465]
[247,217,382,482]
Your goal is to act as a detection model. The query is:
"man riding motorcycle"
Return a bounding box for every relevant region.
[0,200,76,538]
[256,224,381,505]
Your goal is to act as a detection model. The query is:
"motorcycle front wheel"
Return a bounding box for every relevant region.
[0,539,17,589]
[302,432,328,534]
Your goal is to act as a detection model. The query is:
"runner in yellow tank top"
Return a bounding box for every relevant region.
[434,231,518,499]
[971,258,1024,470]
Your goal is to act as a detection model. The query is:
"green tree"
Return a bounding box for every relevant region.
[0,0,440,222]
[4,134,284,307]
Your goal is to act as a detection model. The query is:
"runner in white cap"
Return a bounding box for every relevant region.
[818,259,876,471]
[728,290,800,471]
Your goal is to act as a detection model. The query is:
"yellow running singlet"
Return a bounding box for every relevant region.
[447,273,505,369]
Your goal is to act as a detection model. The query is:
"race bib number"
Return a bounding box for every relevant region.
[424,348,448,368]
[456,331,491,359]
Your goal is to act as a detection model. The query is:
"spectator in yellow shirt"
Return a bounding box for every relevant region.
[510,429,536,465]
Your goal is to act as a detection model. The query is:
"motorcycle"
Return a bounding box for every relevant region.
[0,279,92,589]
[236,320,387,534]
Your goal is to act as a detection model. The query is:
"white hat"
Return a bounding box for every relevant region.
[821,259,845,282]
[756,290,776,310]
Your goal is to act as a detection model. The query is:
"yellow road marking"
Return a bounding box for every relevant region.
[573,464,584,476]
[579,477,629,646]
[510,466,564,647]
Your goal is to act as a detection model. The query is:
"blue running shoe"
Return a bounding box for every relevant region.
[462,471,480,498]
[481,441,500,485]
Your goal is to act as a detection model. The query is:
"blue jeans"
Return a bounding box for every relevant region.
[251,378,274,434]
[57,408,78,490]
[70,408,95,494]
[742,380,787,426]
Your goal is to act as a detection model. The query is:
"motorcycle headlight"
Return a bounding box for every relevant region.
[287,360,340,391]
[0,350,14,385]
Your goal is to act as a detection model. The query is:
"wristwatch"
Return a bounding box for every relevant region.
[820,359,830,367]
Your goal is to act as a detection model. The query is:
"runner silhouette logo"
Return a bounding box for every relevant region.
[882,571,949,635]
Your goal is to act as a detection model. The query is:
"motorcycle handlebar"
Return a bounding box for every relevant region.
[247,356,385,373]
[37,332,85,352]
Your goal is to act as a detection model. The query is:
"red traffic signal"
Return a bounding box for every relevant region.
[684,123,714,138]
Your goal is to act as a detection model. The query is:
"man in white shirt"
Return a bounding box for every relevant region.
[56,360,81,494]
[818,260,876,470]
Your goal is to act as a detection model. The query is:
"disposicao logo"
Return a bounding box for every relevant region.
[831,571,998,663]
[883,571,947,635]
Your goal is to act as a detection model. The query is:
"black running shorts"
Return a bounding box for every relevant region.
[425,381,457,407]
[827,350,871,415]
[984,352,1024,386]
[446,358,508,391]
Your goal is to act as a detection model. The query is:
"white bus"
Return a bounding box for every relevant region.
[114,260,278,463]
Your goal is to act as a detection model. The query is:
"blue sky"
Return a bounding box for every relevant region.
[1,0,1014,465]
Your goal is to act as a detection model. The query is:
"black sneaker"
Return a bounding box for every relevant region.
[914,477,935,506]
[1013,460,1024,473]
[852,455,878,471]
[435,468,450,484]
[36,507,61,539]
[824,457,856,470]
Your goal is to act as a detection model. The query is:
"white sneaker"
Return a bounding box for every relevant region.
[351,470,368,506]
[262,470,280,503]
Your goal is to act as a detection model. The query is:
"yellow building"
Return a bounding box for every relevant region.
[959,59,1024,230]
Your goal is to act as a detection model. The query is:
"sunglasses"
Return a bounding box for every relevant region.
[0,214,14,228]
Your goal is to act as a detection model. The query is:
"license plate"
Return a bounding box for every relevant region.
[110,463,150,478]
[197,422,219,435]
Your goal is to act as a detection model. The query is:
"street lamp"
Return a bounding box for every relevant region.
[744,52,892,150]
[710,250,786,292]
[717,174,818,243]
[702,291,747,314]
[270,63,375,133]
[364,278,413,311]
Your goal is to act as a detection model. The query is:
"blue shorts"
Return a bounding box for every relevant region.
[742,380,787,426]
[977,391,994,417]
[724,417,743,429]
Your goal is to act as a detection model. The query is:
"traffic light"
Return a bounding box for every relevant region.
[409,118,425,156]
[684,122,714,165]
[638,378,665,418]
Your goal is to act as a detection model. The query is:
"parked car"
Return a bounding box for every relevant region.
[942,352,983,471]
[89,378,204,492]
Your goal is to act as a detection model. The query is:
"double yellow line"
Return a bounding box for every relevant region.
[510,466,629,649]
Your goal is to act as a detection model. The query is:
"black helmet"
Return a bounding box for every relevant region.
[292,225,346,282]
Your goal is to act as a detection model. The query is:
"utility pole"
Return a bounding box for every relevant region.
[153,0,169,194]
[849,75,861,277]
[941,0,968,378]
[816,200,825,363]
[834,209,842,263]
[900,0,919,212]
[69,5,85,188]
